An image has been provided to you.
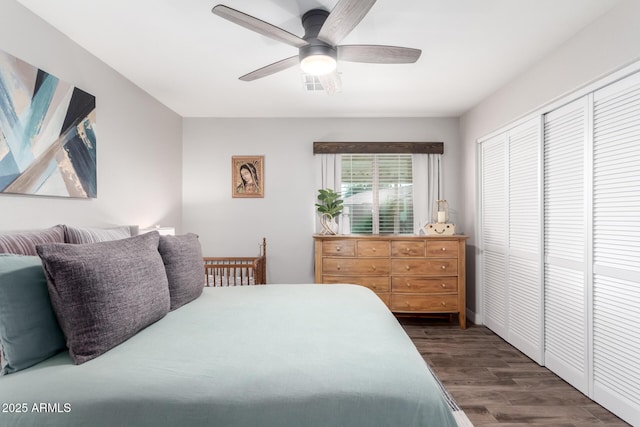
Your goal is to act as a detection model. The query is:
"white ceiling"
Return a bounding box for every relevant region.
[16,0,621,118]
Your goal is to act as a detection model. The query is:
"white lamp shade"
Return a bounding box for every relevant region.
[139,226,175,236]
[300,54,336,76]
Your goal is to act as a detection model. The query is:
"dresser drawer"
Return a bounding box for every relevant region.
[391,259,458,276]
[391,277,458,294]
[322,275,391,293]
[357,240,390,257]
[390,294,458,312]
[322,240,355,257]
[391,241,426,257]
[323,258,390,275]
[426,240,459,258]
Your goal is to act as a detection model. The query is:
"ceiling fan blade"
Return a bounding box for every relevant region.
[318,72,342,95]
[239,56,300,81]
[338,45,422,64]
[317,0,376,46]
[212,5,308,48]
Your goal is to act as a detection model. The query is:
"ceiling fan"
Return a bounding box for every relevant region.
[211,0,421,93]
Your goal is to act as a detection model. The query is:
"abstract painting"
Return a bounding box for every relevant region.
[0,49,96,198]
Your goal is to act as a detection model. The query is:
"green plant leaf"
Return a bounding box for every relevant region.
[316,188,343,217]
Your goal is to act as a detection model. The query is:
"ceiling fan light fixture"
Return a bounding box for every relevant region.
[299,43,337,76]
[213,2,422,91]
[300,54,337,75]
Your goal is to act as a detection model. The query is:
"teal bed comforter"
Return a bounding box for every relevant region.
[0,284,457,427]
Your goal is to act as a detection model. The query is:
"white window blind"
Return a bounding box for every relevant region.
[341,154,413,234]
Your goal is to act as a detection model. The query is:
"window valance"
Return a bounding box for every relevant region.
[313,141,443,154]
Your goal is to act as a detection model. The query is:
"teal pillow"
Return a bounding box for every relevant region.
[0,254,66,375]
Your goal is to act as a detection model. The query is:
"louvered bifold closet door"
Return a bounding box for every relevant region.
[543,97,590,394]
[481,134,509,339]
[507,119,542,363]
[592,71,640,424]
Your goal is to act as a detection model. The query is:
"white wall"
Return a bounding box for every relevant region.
[0,0,183,231]
[183,117,461,283]
[459,0,640,319]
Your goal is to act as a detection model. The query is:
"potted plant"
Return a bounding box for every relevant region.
[316,188,343,234]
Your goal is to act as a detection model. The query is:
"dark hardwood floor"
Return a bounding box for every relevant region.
[399,317,630,427]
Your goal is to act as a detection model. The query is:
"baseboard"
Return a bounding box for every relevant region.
[466,308,480,325]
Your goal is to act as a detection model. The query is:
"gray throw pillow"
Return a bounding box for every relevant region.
[0,225,65,255]
[158,233,204,310]
[0,255,66,375]
[63,225,131,244]
[36,232,170,364]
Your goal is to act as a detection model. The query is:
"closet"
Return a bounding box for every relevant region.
[478,70,640,425]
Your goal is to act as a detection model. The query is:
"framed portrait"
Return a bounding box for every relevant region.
[232,156,264,198]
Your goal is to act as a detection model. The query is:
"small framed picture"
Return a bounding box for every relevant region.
[232,156,264,198]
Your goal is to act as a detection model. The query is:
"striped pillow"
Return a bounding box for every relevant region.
[64,225,131,244]
[0,226,65,256]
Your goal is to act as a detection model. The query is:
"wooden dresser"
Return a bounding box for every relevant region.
[314,235,467,328]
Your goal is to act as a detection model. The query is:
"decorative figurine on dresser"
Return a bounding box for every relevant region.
[423,200,456,236]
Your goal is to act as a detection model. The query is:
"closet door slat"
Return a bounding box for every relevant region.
[592,72,640,422]
[481,134,508,339]
[543,97,589,394]
[508,119,542,363]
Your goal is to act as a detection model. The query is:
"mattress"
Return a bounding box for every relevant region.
[0,284,457,427]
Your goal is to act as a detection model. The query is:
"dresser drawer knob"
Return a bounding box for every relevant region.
[405,265,411,271]
[441,247,447,252]
[441,283,447,288]
[372,247,376,252]
[441,265,447,270]
[406,282,411,288]
[372,265,376,271]
[336,246,341,251]
[337,265,341,270]
[441,301,446,307]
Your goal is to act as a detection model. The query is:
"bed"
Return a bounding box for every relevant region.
[0,226,458,427]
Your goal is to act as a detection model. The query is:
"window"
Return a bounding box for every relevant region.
[341,154,413,234]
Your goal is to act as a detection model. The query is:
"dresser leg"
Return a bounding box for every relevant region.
[459,312,466,329]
